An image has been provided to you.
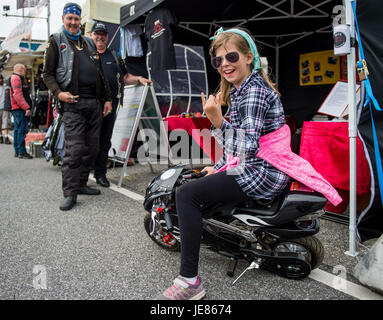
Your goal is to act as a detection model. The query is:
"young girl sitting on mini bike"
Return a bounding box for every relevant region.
[156,27,289,300]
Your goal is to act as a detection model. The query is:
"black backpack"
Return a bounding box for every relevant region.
[3,77,12,111]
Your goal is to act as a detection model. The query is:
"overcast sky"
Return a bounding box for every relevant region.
[0,0,86,41]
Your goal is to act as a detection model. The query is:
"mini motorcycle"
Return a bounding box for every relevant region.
[143,165,326,283]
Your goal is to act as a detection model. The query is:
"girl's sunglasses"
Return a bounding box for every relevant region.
[211,51,240,69]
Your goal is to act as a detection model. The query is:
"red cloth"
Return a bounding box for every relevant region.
[300,121,370,194]
[165,117,223,162]
[166,116,212,135]
[165,116,299,163]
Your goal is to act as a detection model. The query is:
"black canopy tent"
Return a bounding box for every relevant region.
[121,0,338,49]
[120,0,343,126]
[355,0,383,242]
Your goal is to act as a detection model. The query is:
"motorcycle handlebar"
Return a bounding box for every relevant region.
[182,170,208,179]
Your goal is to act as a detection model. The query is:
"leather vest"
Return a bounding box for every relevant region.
[52,32,96,91]
[10,74,32,108]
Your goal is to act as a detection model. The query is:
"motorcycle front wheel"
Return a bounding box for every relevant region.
[144,212,181,251]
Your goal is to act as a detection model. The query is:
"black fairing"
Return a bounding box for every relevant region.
[262,219,321,240]
[143,165,184,211]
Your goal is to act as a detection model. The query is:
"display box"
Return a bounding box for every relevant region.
[29,141,44,158]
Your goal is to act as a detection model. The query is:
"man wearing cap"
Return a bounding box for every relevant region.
[43,3,113,211]
[90,22,152,188]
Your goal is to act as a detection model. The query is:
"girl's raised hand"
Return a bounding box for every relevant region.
[201,92,223,128]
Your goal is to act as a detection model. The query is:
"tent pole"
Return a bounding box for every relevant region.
[47,0,51,39]
[275,39,279,88]
[345,0,358,257]
[31,63,35,97]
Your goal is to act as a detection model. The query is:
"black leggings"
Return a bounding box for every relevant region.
[176,170,250,277]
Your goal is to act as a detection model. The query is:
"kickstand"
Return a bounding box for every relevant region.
[232,261,260,286]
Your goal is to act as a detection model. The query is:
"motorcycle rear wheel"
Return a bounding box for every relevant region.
[144,212,181,251]
[274,236,324,270]
[271,236,324,279]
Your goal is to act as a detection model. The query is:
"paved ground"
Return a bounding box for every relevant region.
[0,142,382,302]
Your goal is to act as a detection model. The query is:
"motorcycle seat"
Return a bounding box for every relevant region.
[235,191,287,216]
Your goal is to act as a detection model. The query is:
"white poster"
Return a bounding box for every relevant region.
[109,85,145,160]
[318,81,361,118]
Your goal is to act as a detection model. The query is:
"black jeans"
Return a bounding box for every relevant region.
[61,98,102,197]
[176,170,250,278]
[93,99,118,178]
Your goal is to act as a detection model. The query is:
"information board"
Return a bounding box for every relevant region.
[110,85,145,160]
[109,86,144,161]
[109,84,171,187]
[299,50,340,86]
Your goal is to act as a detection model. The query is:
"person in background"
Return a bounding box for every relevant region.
[90,22,152,188]
[0,74,11,145]
[43,3,112,211]
[10,64,33,159]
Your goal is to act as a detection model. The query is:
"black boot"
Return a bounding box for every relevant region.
[96,176,110,188]
[0,136,3,144]
[19,153,33,159]
[78,186,101,195]
[59,195,77,211]
[4,137,11,144]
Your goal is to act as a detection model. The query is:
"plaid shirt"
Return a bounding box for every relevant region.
[211,70,289,201]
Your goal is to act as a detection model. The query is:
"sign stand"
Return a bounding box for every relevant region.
[117,84,171,187]
[138,120,155,174]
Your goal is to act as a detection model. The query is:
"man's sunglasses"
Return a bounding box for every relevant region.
[211,51,240,69]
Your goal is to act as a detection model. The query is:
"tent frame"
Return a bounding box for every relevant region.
[168,0,335,87]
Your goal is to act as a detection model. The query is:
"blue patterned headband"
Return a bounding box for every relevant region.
[210,27,261,70]
[63,3,81,16]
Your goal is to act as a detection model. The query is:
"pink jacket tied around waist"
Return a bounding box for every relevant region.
[216,124,342,206]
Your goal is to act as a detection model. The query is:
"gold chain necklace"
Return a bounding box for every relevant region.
[75,39,83,51]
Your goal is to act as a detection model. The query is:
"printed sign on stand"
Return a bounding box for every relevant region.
[110,85,144,160]
[317,80,361,118]
[109,84,171,187]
